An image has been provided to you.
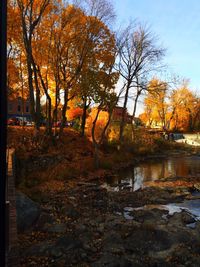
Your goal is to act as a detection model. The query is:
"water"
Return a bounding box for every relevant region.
[122,197,200,224]
[175,133,200,146]
[130,199,200,219]
[104,154,200,225]
[102,156,200,192]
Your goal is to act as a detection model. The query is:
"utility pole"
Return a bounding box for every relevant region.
[0,1,7,266]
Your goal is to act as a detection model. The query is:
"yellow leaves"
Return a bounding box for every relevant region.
[143,78,200,131]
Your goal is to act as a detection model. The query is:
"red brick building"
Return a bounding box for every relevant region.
[8,97,32,121]
[112,106,133,124]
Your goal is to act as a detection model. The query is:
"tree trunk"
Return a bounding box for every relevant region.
[37,66,52,135]
[119,84,130,144]
[99,109,113,144]
[81,98,87,137]
[188,110,193,131]
[26,56,36,124]
[131,92,140,141]
[59,89,68,136]
[33,64,41,131]
[92,108,101,169]
[53,85,59,136]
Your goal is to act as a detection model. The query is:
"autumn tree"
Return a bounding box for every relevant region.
[169,83,200,131]
[7,1,23,97]
[91,88,117,169]
[143,78,168,130]
[76,18,117,137]
[16,0,51,134]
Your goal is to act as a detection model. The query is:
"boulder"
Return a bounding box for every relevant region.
[61,204,79,219]
[44,223,66,233]
[55,235,82,251]
[16,191,41,232]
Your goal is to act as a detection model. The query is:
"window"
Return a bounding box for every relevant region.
[26,106,29,112]
[17,105,21,112]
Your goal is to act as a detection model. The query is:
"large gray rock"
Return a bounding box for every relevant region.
[16,191,41,232]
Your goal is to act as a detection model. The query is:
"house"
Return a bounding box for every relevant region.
[7,96,32,121]
[112,106,133,124]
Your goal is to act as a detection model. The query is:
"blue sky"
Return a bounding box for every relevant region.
[112,0,200,114]
[114,0,200,91]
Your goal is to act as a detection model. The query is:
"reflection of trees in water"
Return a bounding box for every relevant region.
[173,158,200,176]
[109,157,200,191]
[174,160,189,176]
[134,158,200,185]
[140,162,171,181]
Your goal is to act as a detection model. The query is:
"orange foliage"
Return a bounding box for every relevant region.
[67,107,83,120]
[86,108,109,140]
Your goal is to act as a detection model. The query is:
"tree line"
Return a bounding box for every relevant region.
[141,78,200,132]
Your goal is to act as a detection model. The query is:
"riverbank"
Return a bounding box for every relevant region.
[8,127,200,266]
[18,172,200,267]
[8,126,199,198]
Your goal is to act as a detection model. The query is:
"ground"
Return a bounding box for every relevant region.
[8,126,200,267]
[18,176,200,267]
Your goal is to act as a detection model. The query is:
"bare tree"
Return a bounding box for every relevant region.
[80,0,115,25]
[116,23,165,144]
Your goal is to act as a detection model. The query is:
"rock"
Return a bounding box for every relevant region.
[80,252,87,259]
[168,211,195,226]
[82,243,91,251]
[195,221,200,233]
[24,241,52,256]
[16,191,41,232]
[75,224,87,233]
[56,235,82,251]
[97,223,105,233]
[35,212,55,230]
[181,211,196,224]
[50,247,63,258]
[91,254,134,267]
[133,209,168,224]
[61,204,79,219]
[168,212,183,226]
[194,183,200,191]
[44,223,67,233]
[124,228,172,253]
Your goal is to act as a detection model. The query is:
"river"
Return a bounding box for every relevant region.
[103,155,200,192]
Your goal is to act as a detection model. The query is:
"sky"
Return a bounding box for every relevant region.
[112,0,200,114]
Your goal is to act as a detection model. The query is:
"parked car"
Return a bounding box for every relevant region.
[26,121,34,126]
[66,121,73,127]
[19,119,27,126]
[53,121,61,127]
[7,117,20,126]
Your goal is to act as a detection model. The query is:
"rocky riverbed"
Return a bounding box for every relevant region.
[17,172,200,267]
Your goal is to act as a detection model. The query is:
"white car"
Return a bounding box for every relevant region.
[26,121,34,126]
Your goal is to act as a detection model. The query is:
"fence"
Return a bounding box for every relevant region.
[5,148,20,267]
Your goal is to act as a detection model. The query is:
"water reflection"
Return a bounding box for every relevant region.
[104,156,200,192]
